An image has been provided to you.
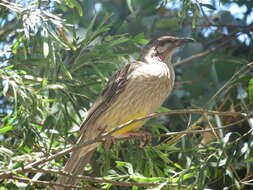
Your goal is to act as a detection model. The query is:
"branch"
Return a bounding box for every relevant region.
[205,61,253,106]
[111,113,252,142]
[18,169,160,188]
[0,21,16,37]
[0,0,24,13]
[198,23,252,28]
[174,43,224,66]
[174,24,253,66]
[9,168,189,189]
[9,176,84,189]
[0,109,249,179]
[104,109,245,138]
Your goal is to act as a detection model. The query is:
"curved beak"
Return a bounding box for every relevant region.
[161,37,194,62]
[175,37,195,46]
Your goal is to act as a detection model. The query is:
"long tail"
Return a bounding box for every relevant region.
[54,143,99,190]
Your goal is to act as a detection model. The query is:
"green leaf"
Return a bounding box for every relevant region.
[248,78,253,100]
[0,147,14,156]
[12,161,25,169]
[156,106,171,112]
[64,0,83,16]
[171,172,194,183]
[102,183,112,189]
[3,78,9,96]
[23,145,31,153]
[147,183,167,190]
[46,84,65,90]
[133,33,148,44]
[43,41,50,58]
[2,113,12,122]
[12,37,23,54]
[115,161,134,174]
[245,157,253,163]
[0,112,17,133]
[127,0,135,14]
[47,29,69,48]
[91,64,108,82]
[42,77,48,88]
[174,163,183,170]
[85,15,97,42]
[59,61,73,80]
[130,174,164,183]
[200,3,216,10]
[107,37,129,47]
[0,125,13,133]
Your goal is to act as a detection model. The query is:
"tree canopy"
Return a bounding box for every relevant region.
[0,0,253,189]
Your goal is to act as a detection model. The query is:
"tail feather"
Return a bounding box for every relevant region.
[54,143,99,190]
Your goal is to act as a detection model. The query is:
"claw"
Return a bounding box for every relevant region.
[104,135,117,150]
[124,131,152,147]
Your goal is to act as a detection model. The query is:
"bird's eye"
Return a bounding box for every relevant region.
[156,44,170,54]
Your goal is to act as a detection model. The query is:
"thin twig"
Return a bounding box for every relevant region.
[205,61,253,107]
[104,109,245,138]
[9,176,83,189]
[198,23,251,28]
[0,109,249,180]
[174,24,253,66]
[117,115,252,140]
[18,169,160,188]
[8,168,190,189]
[0,0,24,12]
[0,112,251,189]
[174,46,219,66]
[22,109,247,169]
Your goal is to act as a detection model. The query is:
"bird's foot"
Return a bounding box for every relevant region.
[103,135,117,150]
[124,131,152,147]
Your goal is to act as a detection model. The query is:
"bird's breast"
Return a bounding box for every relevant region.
[133,61,171,78]
[99,61,174,134]
[130,61,174,91]
[129,61,174,102]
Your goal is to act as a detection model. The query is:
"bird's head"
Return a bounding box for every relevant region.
[139,36,194,63]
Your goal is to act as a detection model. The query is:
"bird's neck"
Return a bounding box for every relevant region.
[138,47,172,64]
[139,54,172,65]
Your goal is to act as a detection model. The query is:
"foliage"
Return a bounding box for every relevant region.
[0,0,253,189]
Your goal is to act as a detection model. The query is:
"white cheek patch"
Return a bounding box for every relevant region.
[157,44,171,53]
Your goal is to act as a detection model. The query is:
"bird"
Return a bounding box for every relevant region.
[55,36,194,189]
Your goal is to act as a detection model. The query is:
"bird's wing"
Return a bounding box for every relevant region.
[56,61,142,189]
[80,62,138,133]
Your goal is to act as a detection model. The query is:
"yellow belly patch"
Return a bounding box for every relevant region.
[112,113,147,136]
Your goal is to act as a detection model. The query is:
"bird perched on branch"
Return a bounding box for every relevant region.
[55,36,194,189]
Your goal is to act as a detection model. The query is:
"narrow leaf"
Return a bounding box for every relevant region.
[43,41,50,58]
